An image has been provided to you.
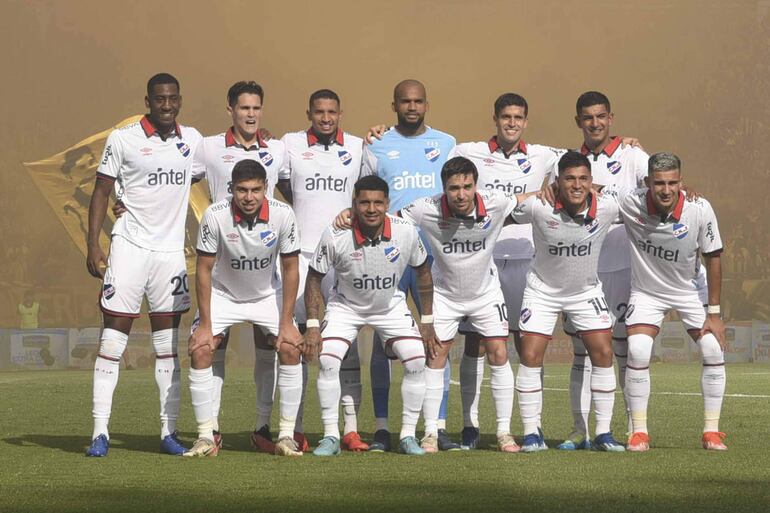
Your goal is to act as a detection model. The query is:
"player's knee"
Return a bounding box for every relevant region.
[152,328,178,357]
[699,333,724,365]
[627,333,654,367]
[99,328,128,360]
[318,354,342,377]
[277,343,301,365]
[191,347,213,369]
[571,336,588,357]
[483,339,508,366]
[402,357,426,378]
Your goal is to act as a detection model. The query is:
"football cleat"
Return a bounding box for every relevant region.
[294,432,309,452]
[313,436,341,457]
[368,429,391,453]
[702,431,727,451]
[627,432,650,452]
[399,436,426,456]
[160,431,187,455]
[183,437,218,458]
[461,426,481,450]
[437,429,461,451]
[250,425,275,453]
[557,432,592,451]
[86,434,110,457]
[342,431,369,452]
[521,432,548,453]
[212,430,223,450]
[497,433,521,453]
[537,427,548,449]
[274,436,303,457]
[594,432,626,452]
[420,433,439,454]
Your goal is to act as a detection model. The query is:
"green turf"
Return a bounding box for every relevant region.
[1,363,769,512]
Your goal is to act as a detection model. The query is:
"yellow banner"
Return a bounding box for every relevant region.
[23,116,211,275]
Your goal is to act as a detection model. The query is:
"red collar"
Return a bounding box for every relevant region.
[554,192,597,223]
[140,115,181,139]
[306,128,345,147]
[231,199,270,224]
[646,190,685,221]
[580,136,622,157]
[440,193,488,221]
[225,127,268,149]
[488,136,527,155]
[352,215,392,246]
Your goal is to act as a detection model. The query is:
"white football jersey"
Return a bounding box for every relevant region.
[450,138,559,260]
[311,214,427,314]
[399,190,518,302]
[580,137,648,272]
[613,188,723,299]
[512,193,620,296]
[191,128,284,202]
[279,129,363,252]
[197,197,300,302]
[97,116,202,251]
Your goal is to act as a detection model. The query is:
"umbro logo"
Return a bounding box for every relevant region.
[302,152,314,160]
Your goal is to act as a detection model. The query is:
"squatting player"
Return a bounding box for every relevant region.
[611,153,727,451]
[512,151,625,453]
[185,159,304,457]
[276,89,367,452]
[305,175,433,456]
[85,73,202,457]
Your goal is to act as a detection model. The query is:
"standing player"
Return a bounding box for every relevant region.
[305,175,432,456]
[276,89,367,452]
[559,91,649,450]
[398,157,528,453]
[184,160,304,457]
[189,80,287,452]
[449,93,559,448]
[85,73,202,456]
[513,151,625,453]
[361,79,459,451]
[611,153,727,451]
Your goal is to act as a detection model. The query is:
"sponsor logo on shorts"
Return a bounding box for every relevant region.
[176,142,191,157]
[260,230,277,247]
[103,284,116,300]
[384,246,400,263]
[520,308,532,324]
[259,151,274,167]
[338,150,353,166]
[517,158,532,173]
[673,223,689,239]
[607,161,622,175]
[424,147,441,162]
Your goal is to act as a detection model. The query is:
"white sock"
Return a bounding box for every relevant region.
[254,348,277,429]
[393,340,426,440]
[152,329,180,439]
[277,363,303,440]
[460,354,485,428]
[516,364,542,436]
[613,337,631,433]
[489,363,514,436]
[569,336,591,436]
[92,328,127,440]
[699,333,726,432]
[422,367,445,436]
[189,367,214,442]
[340,341,361,435]
[626,333,654,434]
[211,346,226,432]
[294,360,308,433]
[317,339,348,439]
[591,365,616,436]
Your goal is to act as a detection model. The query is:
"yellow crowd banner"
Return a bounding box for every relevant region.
[23,115,211,275]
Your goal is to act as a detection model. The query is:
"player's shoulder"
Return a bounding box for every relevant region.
[179,124,203,141]
[206,198,232,217]
[267,197,293,212]
[525,142,561,158]
[454,141,487,155]
[264,137,285,152]
[280,130,308,147]
[685,195,714,213]
[425,127,456,145]
[389,213,417,229]
[342,131,364,147]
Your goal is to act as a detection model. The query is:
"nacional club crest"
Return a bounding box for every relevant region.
[103,284,116,300]
[338,150,353,166]
[673,223,689,239]
[384,246,400,263]
[520,308,532,324]
[176,142,191,157]
[479,216,492,230]
[517,158,532,174]
[586,218,599,234]
[260,230,277,247]
[424,147,441,162]
[259,151,274,167]
[607,161,622,175]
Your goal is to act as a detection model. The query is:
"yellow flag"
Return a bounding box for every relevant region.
[23,116,211,275]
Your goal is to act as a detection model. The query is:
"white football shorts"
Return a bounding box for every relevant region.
[624,289,706,331]
[519,280,613,337]
[435,287,509,342]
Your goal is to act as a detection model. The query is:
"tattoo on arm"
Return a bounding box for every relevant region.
[414,262,434,316]
[304,268,326,320]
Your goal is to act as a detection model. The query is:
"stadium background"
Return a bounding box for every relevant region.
[1,0,769,369]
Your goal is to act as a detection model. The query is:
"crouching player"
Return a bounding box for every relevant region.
[614,153,727,451]
[513,151,625,452]
[185,159,304,457]
[305,175,432,456]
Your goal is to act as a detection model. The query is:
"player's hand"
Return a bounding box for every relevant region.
[365,124,387,144]
[702,315,726,351]
[188,326,217,355]
[112,200,127,218]
[258,128,273,141]
[539,181,556,206]
[620,137,644,151]
[419,323,441,359]
[303,328,322,362]
[682,183,701,201]
[333,208,353,230]
[275,321,303,354]
[86,245,107,278]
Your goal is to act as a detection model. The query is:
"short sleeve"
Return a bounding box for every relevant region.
[398,199,423,226]
[310,226,335,275]
[697,200,723,254]
[279,206,301,255]
[190,140,207,181]
[361,145,378,177]
[408,230,428,267]
[511,196,535,224]
[278,134,292,180]
[96,130,122,181]
[196,208,220,255]
[633,149,649,186]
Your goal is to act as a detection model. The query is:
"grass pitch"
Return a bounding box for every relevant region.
[2,363,769,513]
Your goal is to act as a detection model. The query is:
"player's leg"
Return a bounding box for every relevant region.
[560,316,592,450]
[459,330,485,449]
[210,332,227,448]
[251,325,277,453]
[340,339,368,451]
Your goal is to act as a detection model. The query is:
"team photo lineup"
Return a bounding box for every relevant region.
[83,72,727,459]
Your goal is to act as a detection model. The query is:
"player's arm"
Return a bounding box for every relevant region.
[189,252,216,355]
[86,177,113,278]
[413,259,441,358]
[364,124,388,144]
[303,268,326,362]
[276,252,303,352]
[276,179,293,204]
[702,251,726,349]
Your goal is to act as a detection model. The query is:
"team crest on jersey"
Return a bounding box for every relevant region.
[424,147,441,162]
[103,284,116,300]
[338,150,353,166]
[673,223,689,239]
[259,151,274,167]
[176,142,191,157]
[517,158,532,174]
[260,230,277,247]
[520,308,532,324]
[607,161,622,175]
[478,216,492,230]
[384,246,400,263]
[586,218,599,234]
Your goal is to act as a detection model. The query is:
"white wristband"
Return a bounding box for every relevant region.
[707,305,721,315]
[306,319,321,328]
[420,315,434,324]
